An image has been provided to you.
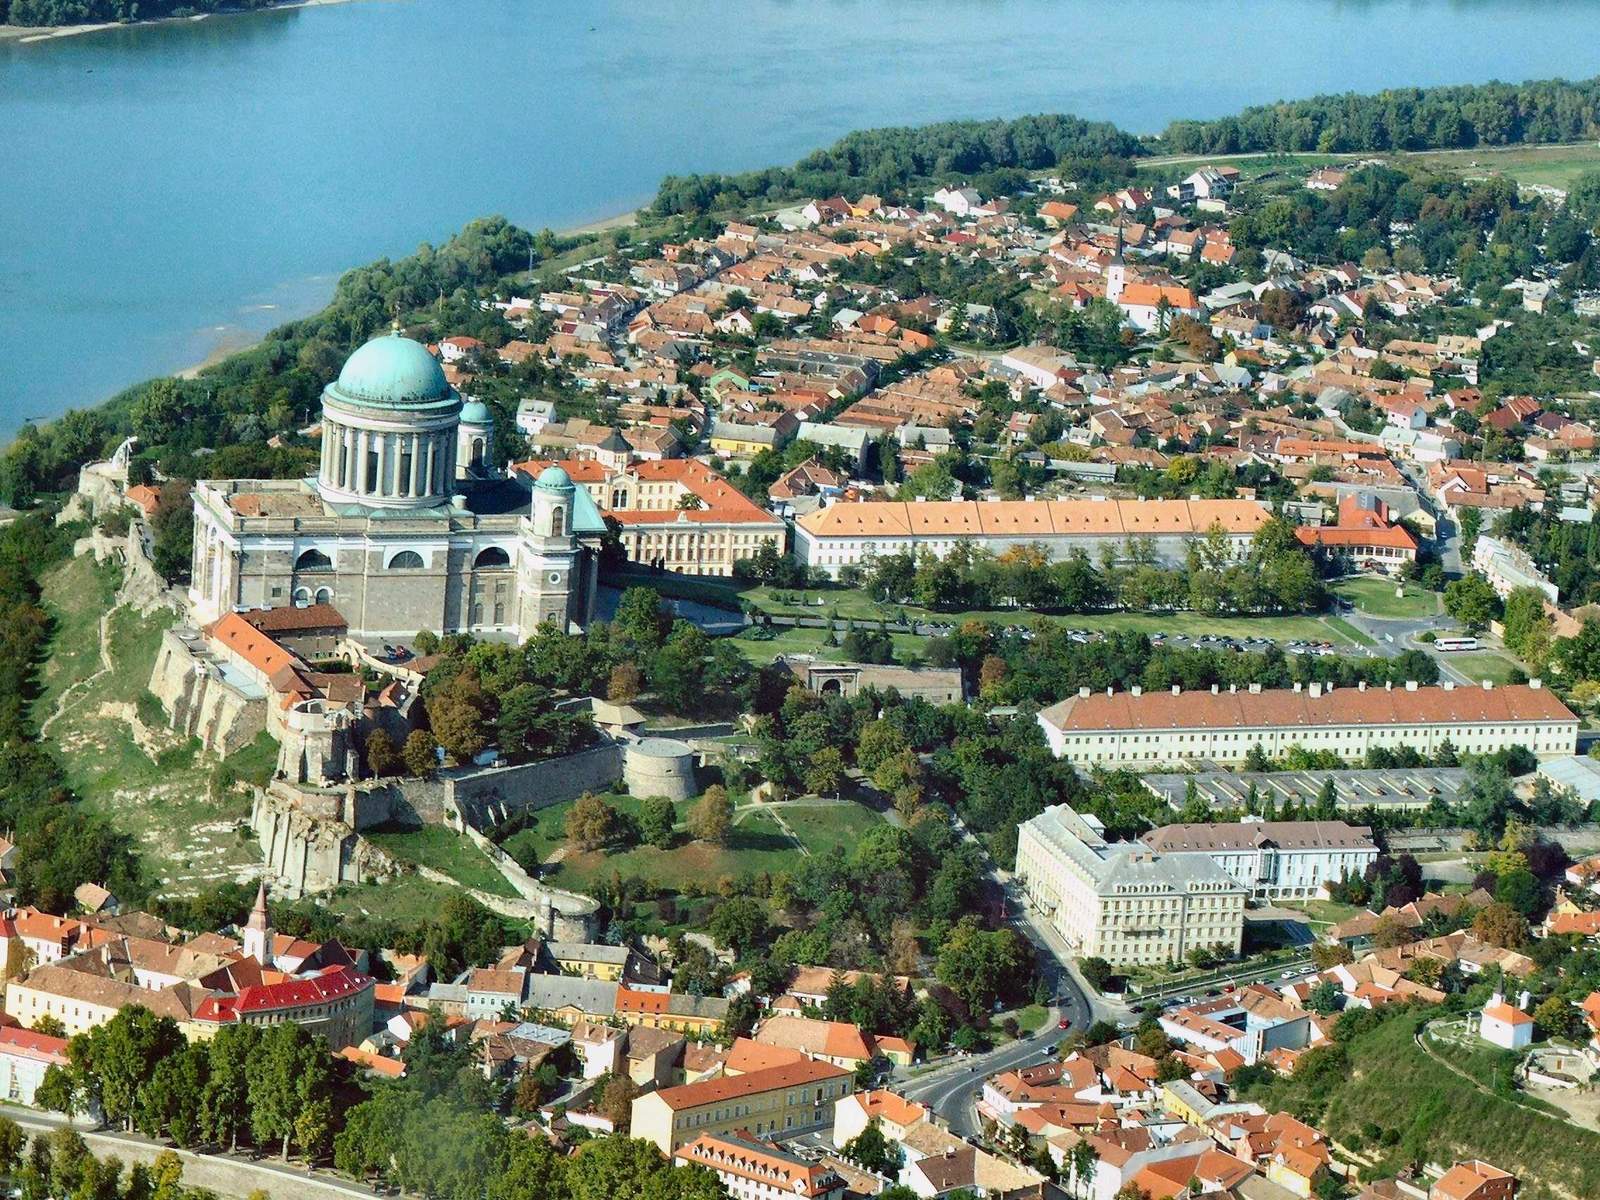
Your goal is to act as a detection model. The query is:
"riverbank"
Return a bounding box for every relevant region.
[161,203,640,382]
[0,0,354,44]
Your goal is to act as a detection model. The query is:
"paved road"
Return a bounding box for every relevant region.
[889,819,1111,1138]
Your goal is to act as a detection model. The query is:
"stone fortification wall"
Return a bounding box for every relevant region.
[438,741,625,828]
[148,627,265,757]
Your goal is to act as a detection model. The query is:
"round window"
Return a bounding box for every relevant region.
[548,571,562,584]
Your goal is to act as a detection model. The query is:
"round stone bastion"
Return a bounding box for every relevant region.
[622,736,697,803]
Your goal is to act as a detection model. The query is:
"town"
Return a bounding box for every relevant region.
[5,89,1600,1200]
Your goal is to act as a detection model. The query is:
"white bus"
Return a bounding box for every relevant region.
[1433,636,1479,652]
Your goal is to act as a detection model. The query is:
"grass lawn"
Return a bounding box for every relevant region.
[1446,652,1524,686]
[500,793,886,894]
[1139,143,1600,192]
[364,824,517,898]
[315,875,527,930]
[38,557,263,894]
[1278,898,1367,927]
[1333,577,1441,620]
[1013,1004,1050,1034]
[730,626,929,665]
[780,803,887,858]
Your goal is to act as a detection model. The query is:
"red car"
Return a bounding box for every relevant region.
[1057,1018,1071,1030]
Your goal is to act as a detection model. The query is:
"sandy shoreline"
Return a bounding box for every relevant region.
[0,0,355,44]
[166,204,639,380]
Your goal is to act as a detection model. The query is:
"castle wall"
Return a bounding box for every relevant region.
[148,628,266,757]
[439,742,626,829]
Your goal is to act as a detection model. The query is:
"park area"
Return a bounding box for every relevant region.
[1332,576,1442,620]
[496,791,889,896]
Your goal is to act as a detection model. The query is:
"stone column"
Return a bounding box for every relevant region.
[379,433,393,498]
[345,427,359,493]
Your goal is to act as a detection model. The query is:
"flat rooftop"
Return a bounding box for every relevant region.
[1140,768,1470,812]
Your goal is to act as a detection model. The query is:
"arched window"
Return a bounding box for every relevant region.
[294,549,332,572]
[470,438,486,469]
[387,550,425,570]
[314,587,333,605]
[292,587,311,608]
[474,547,511,568]
[549,505,565,536]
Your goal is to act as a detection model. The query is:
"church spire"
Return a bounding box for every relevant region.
[243,881,273,967]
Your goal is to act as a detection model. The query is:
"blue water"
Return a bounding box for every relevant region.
[4,0,1600,435]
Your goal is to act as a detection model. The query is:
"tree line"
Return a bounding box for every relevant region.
[1,0,278,25]
[650,114,1143,217]
[1160,76,1600,155]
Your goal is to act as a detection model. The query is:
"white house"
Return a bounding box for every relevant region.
[0,1027,68,1106]
[932,186,984,217]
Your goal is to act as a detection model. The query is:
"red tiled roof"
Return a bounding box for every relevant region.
[1042,683,1574,734]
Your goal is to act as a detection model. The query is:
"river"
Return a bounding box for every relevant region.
[4,0,1600,436]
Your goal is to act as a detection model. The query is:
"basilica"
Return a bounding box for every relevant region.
[189,331,605,641]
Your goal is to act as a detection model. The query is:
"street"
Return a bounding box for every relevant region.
[893,860,1116,1137]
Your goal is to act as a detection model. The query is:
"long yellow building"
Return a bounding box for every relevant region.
[793,498,1270,577]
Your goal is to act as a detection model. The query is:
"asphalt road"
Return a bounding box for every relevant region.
[892,861,1106,1138]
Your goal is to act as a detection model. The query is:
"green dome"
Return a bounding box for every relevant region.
[535,465,574,491]
[333,333,450,406]
[460,399,493,425]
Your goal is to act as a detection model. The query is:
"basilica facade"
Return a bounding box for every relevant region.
[189,332,605,641]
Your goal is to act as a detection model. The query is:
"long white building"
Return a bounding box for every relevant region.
[1140,819,1378,901]
[1038,680,1578,770]
[793,498,1270,578]
[1014,805,1246,968]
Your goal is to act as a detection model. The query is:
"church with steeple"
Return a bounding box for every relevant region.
[188,331,605,641]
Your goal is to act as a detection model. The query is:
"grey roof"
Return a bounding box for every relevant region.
[548,942,631,965]
[524,975,618,1016]
[1022,805,1244,898]
[1538,754,1600,803]
[1142,820,1375,854]
[1141,768,1468,812]
[797,422,871,451]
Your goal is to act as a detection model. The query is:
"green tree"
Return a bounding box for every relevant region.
[638,795,676,849]
[365,728,401,777]
[565,792,619,853]
[1444,574,1500,632]
[201,1024,262,1152]
[843,1121,901,1175]
[403,728,439,778]
[687,785,734,846]
[936,917,1026,1016]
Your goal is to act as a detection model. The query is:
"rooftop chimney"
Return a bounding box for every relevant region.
[1172,685,1182,696]
[1309,682,1322,698]
[1293,682,1302,693]
[1229,684,1238,694]
[1385,681,1393,691]
[1248,683,1261,694]
[1358,681,1367,692]
[1107,687,1114,697]
[1211,684,1220,695]
[1079,686,1091,698]
[1131,685,1143,697]
[1482,679,1493,690]
[1405,680,1418,691]
[1531,677,1543,689]
[1442,681,1455,691]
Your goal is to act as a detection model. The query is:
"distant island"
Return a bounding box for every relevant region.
[1,0,302,30]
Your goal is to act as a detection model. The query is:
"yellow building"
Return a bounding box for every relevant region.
[548,942,631,982]
[632,1057,853,1154]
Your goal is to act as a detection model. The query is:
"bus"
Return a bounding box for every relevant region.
[1433,636,1479,652]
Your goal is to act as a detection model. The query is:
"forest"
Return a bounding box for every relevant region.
[1160,76,1600,155]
